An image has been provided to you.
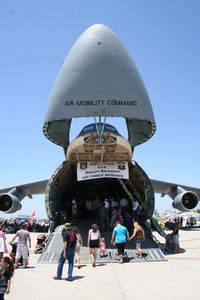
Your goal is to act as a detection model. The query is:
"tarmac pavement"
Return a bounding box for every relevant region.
[5,229,200,300]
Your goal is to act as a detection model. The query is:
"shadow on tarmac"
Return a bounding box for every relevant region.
[69,275,85,281]
[163,246,186,256]
[74,264,87,269]
[16,266,36,269]
[94,263,106,267]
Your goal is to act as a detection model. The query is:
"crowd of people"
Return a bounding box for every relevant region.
[0,215,145,294]
[0,218,51,298]
[163,215,199,230]
[54,219,145,281]
[0,222,32,299]
[70,194,141,235]
[0,218,49,234]
[0,211,187,295]
[0,194,143,295]
[0,197,196,292]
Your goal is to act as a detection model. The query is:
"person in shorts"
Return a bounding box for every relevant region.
[87,224,101,267]
[130,222,145,258]
[10,223,31,269]
[111,220,130,263]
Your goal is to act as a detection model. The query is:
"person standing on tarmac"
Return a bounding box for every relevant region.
[72,226,83,269]
[54,223,77,281]
[10,223,31,269]
[0,225,8,260]
[171,219,180,253]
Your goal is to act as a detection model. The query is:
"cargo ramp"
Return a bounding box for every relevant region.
[38,220,166,264]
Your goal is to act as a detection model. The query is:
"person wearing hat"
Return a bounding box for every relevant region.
[54,223,77,281]
[61,223,71,240]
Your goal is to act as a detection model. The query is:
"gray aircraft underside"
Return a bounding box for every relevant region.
[0,24,199,221]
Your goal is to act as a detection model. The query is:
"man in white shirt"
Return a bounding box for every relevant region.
[132,199,139,221]
[72,198,77,221]
[104,198,110,210]
[10,223,31,269]
[110,198,119,218]
[120,197,129,216]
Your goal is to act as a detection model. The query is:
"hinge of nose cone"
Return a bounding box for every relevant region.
[94,116,106,144]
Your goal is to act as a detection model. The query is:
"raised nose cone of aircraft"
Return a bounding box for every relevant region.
[43,24,156,149]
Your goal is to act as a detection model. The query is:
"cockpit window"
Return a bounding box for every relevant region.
[78,123,120,137]
[105,124,116,132]
[81,124,95,133]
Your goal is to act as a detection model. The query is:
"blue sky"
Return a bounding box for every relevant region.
[0,0,200,219]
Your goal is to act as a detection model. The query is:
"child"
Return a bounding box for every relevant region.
[100,238,106,257]
[0,257,14,300]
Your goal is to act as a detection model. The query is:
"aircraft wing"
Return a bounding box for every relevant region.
[1,178,200,198]
[0,177,199,214]
[0,179,49,197]
[151,178,200,198]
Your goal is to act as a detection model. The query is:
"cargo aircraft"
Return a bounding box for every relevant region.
[0,24,199,228]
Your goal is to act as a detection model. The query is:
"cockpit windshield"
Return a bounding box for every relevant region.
[78,123,120,137]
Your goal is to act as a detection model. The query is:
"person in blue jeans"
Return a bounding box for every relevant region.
[54,223,77,281]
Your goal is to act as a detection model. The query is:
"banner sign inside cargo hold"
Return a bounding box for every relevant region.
[77,161,129,181]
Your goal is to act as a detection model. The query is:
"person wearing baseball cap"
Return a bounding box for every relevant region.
[54,222,77,281]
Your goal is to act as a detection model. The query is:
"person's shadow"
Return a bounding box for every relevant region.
[95,263,106,267]
[68,275,85,281]
[74,264,87,269]
[17,266,36,269]
[163,247,185,256]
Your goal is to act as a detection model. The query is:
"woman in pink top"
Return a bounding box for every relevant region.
[0,225,8,259]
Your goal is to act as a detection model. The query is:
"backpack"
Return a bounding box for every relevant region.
[115,214,121,223]
[67,231,77,247]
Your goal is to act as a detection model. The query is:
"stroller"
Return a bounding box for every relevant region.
[9,242,24,265]
[34,234,47,254]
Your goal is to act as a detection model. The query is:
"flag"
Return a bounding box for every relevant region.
[30,210,36,218]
